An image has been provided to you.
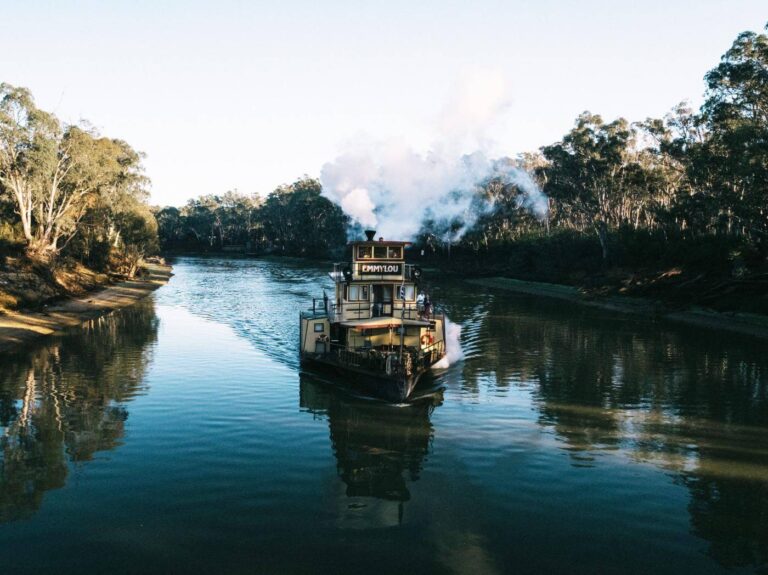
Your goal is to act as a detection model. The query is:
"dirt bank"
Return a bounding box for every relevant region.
[468,277,768,339]
[0,263,172,353]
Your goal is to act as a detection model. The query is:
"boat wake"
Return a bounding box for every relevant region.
[433,316,465,368]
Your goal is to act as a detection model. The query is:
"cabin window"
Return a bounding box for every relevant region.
[373,246,387,259]
[387,246,402,259]
[357,246,372,259]
[313,323,324,332]
[395,284,415,300]
[347,285,369,301]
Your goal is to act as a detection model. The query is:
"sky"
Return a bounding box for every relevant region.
[1,0,766,207]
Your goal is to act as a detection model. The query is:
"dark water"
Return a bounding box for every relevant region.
[2,256,768,574]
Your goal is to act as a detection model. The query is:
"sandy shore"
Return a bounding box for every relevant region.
[468,277,768,339]
[0,263,172,354]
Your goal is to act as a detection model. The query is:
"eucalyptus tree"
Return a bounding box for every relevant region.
[216,190,261,247]
[61,130,153,267]
[699,24,768,242]
[460,159,548,250]
[181,195,223,246]
[0,84,154,259]
[636,103,711,235]
[539,112,639,262]
[0,83,63,252]
[154,206,184,249]
[259,177,347,256]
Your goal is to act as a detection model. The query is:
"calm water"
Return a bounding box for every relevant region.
[1,256,768,574]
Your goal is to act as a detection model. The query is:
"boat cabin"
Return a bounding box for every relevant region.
[333,236,419,320]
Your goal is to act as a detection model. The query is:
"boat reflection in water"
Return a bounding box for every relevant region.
[0,300,158,523]
[299,370,442,528]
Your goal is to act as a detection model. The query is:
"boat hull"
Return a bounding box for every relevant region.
[300,356,428,402]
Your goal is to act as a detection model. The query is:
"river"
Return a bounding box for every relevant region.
[1,256,767,574]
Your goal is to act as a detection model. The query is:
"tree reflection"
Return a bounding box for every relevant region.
[0,299,158,522]
[454,293,768,570]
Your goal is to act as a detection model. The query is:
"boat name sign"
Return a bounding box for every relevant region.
[360,263,402,275]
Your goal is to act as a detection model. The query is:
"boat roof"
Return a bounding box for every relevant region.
[340,318,431,329]
[349,240,412,247]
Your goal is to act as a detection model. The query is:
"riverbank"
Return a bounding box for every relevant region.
[0,263,172,353]
[469,277,768,339]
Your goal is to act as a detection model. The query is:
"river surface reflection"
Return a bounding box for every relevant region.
[1,256,767,574]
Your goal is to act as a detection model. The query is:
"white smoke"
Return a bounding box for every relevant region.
[340,187,377,228]
[320,70,548,241]
[434,317,464,369]
[495,164,549,219]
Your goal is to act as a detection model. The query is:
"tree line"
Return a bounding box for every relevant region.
[423,24,767,282]
[5,22,764,283]
[0,83,157,276]
[154,177,348,257]
[159,23,767,284]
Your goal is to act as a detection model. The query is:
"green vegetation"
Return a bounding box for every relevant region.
[417,24,768,313]
[0,84,158,270]
[0,83,158,310]
[4,23,765,314]
[154,177,348,257]
[157,24,767,312]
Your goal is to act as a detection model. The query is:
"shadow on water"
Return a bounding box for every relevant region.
[162,257,768,571]
[6,256,767,573]
[451,289,768,571]
[0,299,158,523]
[299,371,441,513]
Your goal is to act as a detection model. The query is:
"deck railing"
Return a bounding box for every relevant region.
[301,301,435,323]
[304,338,446,379]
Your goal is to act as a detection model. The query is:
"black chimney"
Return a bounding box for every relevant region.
[364,229,376,241]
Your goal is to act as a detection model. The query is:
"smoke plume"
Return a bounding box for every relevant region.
[320,70,548,241]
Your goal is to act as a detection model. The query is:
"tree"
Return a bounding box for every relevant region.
[699,25,768,243]
[259,177,347,256]
[539,112,638,262]
[0,84,151,257]
[154,206,184,249]
[215,190,260,247]
[0,83,61,251]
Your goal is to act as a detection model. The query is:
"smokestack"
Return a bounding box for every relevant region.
[364,229,376,241]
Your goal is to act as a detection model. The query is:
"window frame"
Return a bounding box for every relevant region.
[395,284,416,301]
[346,284,369,301]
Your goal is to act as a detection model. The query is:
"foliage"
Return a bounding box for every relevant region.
[426,23,768,284]
[156,178,348,258]
[0,83,158,275]
[19,21,761,288]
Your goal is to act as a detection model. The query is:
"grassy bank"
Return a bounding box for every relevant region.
[0,237,173,352]
[0,255,110,312]
[468,277,768,339]
[0,239,165,313]
[0,262,172,353]
[418,229,768,316]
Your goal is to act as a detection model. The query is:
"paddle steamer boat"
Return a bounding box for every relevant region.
[299,230,446,402]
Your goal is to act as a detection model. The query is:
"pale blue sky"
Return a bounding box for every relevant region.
[1,1,765,206]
